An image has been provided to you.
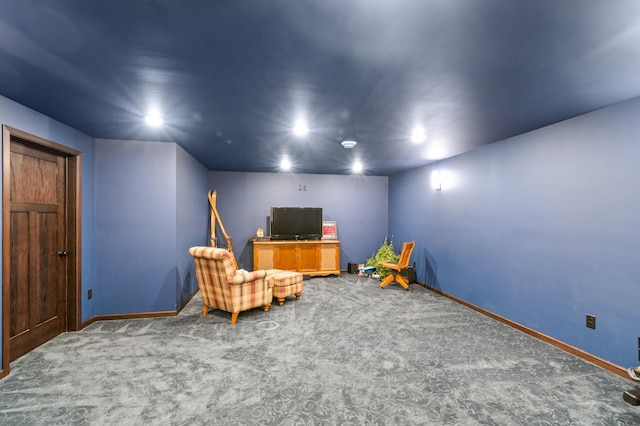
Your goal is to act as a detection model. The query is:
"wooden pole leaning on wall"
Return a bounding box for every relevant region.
[208,190,239,269]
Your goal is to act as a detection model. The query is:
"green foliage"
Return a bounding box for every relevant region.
[365,237,399,279]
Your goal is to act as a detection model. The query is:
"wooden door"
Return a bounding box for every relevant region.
[8,141,68,361]
[297,244,318,272]
[275,243,297,270]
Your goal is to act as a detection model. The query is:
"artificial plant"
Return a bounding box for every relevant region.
[365,236,399,279]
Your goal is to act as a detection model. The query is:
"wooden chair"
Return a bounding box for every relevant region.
[379,241,415,290]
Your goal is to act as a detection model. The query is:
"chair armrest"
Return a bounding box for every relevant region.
[264,276,274,289]
[229,269,268,286]
[378,261,398,269]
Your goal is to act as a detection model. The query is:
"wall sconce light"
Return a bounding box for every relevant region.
[432,170,443,190]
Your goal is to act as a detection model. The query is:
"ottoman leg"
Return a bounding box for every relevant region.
[277,297,285,306]
[295,292,301,300]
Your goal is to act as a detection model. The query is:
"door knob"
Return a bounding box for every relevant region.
[57,251,69,257]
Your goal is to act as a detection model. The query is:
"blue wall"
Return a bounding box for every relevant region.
[0,95,96,369]
[95,139,208,315]
[389,96,640,367]
[176,145,209,309]
[209,171,389,270]
[95,139,178,314]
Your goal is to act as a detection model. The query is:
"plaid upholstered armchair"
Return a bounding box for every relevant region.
[188,246,273,325]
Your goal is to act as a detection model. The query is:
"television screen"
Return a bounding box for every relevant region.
[270,207,323,240]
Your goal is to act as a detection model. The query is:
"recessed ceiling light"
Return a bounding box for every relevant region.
[411,126,426,143]
[292,120,308,136]
[145,112,164,127]
[341,140,357,149]
[280,157,291,171]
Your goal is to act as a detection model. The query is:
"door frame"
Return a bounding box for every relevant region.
[1,125,82,379]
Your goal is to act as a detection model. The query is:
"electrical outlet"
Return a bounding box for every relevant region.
[88,289,93,300]
[586,314,596,329]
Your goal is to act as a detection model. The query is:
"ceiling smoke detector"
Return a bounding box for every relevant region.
[341,140,357,149]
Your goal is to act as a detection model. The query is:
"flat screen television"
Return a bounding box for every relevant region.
[270,207,323,240]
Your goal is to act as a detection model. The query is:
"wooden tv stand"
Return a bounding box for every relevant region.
[253,240,340,277]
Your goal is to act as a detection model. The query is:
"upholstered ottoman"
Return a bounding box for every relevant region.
[265,269,304,306]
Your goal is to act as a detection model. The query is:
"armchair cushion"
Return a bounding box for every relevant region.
[231,269,269,286]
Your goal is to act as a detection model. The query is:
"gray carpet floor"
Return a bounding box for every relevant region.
[1,274,638,425]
